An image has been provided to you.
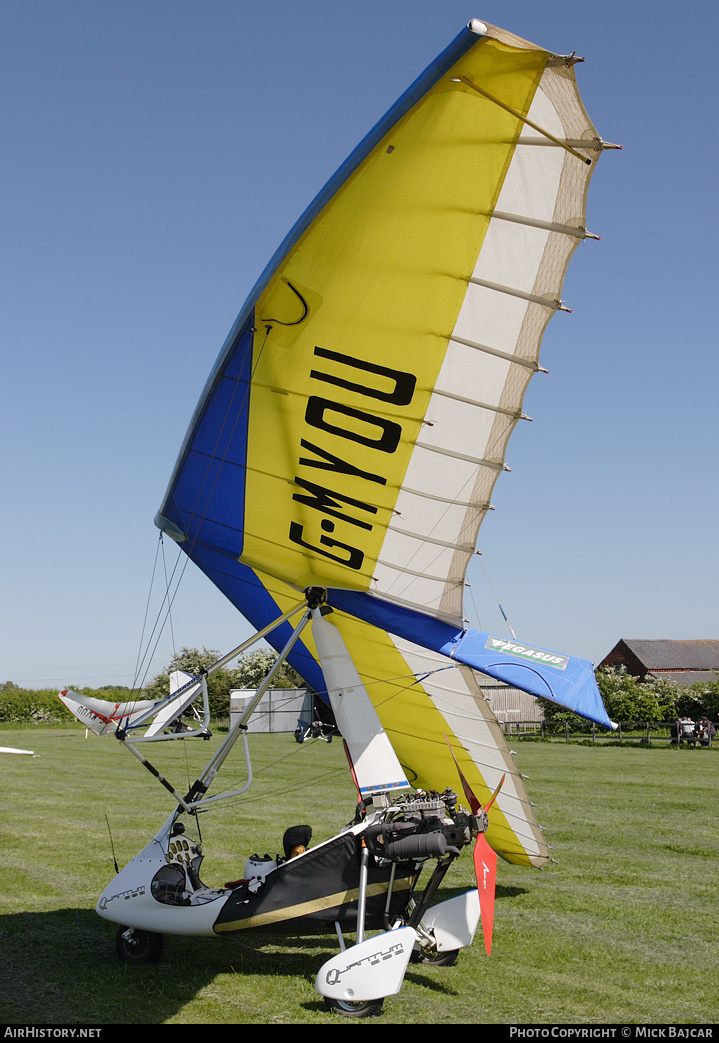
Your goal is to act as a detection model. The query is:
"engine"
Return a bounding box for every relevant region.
[364,789,486,863]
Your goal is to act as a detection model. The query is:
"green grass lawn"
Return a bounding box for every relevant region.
[1,727,716,1025]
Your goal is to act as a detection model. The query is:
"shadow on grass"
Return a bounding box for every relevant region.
[497,884,528,899]
[0,907,342,1024]
[0,883,530,1023]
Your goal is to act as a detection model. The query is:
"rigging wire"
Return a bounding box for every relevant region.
[475,551,517,639]
[169,724,349,815]
[130,535,194,699]
[124,326,272,710]
[236,764,350,810]
[131,537,162,693]
[205,743,351,813]
[465,578,483,632]
[104,814,119,874]
[121,325,268,716]
[161,533,178,667]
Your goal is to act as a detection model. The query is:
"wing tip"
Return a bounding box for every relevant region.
[468,19,488,36]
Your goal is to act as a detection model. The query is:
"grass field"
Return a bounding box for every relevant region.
[1,726,717,1025]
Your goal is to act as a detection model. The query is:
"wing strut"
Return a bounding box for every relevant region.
[183,607,312,808]
[114,600,311,812]
[123,599,308,741]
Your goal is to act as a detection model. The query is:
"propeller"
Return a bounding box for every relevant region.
[445,736,504,955]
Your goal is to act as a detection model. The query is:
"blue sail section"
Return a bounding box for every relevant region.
[157,316,255,559]
[327,589,614,730]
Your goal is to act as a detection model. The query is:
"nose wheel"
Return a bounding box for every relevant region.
[410,945,458,966]
[115,925,164,963]
[324,997,385,1018]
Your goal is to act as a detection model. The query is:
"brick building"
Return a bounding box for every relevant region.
[598,639,719,687]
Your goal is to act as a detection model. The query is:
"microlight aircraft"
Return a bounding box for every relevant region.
[60,19,617,1017]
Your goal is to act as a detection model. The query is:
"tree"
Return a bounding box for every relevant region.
[675,677,719,721]
[595,668,677,723]
[232,649,305,690]
[541,667,680,731]
[144,646,306,718]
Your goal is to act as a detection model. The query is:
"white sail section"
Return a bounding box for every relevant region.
[386,634,549,866]
[374,29,604,624]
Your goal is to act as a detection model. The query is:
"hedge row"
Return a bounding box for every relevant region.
[0,685,133,725]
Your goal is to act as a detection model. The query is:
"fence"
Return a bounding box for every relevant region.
[499,719,716,746]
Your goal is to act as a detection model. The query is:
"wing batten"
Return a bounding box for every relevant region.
[448,335,546,371]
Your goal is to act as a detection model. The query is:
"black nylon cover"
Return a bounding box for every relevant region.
[214,830,418,936]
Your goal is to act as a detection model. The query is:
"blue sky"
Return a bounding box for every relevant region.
[2,0,717,690]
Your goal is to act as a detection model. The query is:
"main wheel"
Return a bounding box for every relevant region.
[410,945,458,967]
[115,925,164,964]
[324,997,384,1018]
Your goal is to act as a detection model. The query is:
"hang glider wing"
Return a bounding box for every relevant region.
[155,21,614,866]
[143,670,203,737]
[58,671,205,740]
[58,689,159,736]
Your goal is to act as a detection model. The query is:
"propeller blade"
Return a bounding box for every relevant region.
[484,773,506,813]
[444,734,480,813]
[474,831,498,955]
[444,736,505,955]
